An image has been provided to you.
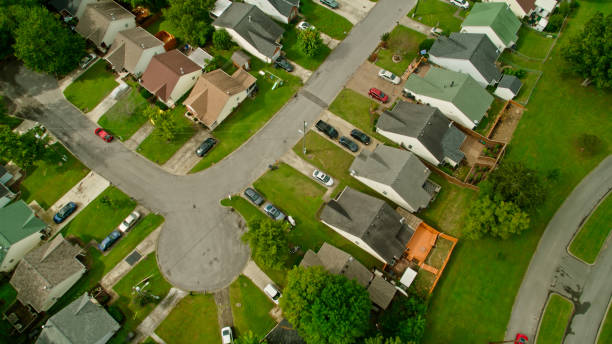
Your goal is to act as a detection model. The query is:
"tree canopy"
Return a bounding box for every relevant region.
[128,0,169,12]
[164,0,216,46]
[242,219,289,270]
[280,266,371,344]
[212,29,232,50]
[364,336,404,344]
[0,125,57,169]
[482,162,546,211]
[298,29,323,57]
[463,196,530,240]
[379,296,427,343]
[143,105,177,141]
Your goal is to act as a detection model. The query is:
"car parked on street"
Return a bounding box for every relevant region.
[118,211,140,232]
[196,137,217,157]
[312,169,334,186]
[80,53,97,69]
[368,87,389,103]
[53,202,77,224]
[378,69,401,85]
[221,327,233,344]
[450,0,469,9]
[320,0,338,9]
[514,334,528,344]
[264,203,286,221]
[98,230,121,251]
[274,56,294,72]
[264,284,282,304]
[315,120,338,139]
[339,136,359,152]
[350,129,371,145]
[94,128,113,142]
[244,188,265,206]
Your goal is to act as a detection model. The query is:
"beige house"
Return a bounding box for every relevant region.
[105,26,165,76]
[75,1,136,50]
[10,235,86,312]
[0,201,46,272]
[183,69,257,130]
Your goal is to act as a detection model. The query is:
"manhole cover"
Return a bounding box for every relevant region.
[125,251,142,266]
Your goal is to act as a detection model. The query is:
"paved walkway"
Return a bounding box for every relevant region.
[133,288,188,343]
[213,287,234,329]
[150,333,166,344]
[399,16,432,36]
[161,129,210,175]
[289,61,313,82]
[125,122,155,150]
[321,32,341,49]
[86,77,128,121]
[321,0,375,24]
[242,260,275,291]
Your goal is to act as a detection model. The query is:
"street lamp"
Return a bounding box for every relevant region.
[298,121,307,155]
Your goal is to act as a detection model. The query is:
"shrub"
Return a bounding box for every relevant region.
[204,55,223,73]
[504,68,527,79]
[212,29,232,50]
[368,52,378,62]
[545,14,564,32]
[155,100,169,111]
[139,87,152,99]
[107,305,125,324]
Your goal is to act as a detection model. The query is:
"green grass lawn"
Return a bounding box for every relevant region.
[156,294,221,344]
[229,275,276,338]
[301,0,353,40]
[536,294,573,344]
[569,193,612,264]
[137,105,196,165]
[376,25,427,76]
[515,26,555,60]
[63,60,119,112]
[598,306,612,344]
[282,26,332,70]
[20,144,90,209]
[409,0,463,33]
[475,97,506,135]
[514,70,541,105]
[190,63,301,173]
[97,87,150,141]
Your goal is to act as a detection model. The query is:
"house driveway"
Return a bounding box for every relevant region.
[161,128,211,175]
[280,149,336,201]
[124,122,155,150]
[345,61,405,104]
[287,60,312,82]
[319,0,376,25]
[317,110,380,156]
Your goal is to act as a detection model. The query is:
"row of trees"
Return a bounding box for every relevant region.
[0,125,59,169]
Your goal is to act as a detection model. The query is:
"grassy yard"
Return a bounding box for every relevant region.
[97,87,150,141]
[301,0,353,40]
[190,63,301,173]
[569,193,612,264]
[475,97,506,136]
[536,294,573,344]
[156,294,221,344]
[137,105,196,165]
[514,70,541,105]
[376,25,427,76]
[598,306,612,344]
[20,143,90,210]
[515,26,555,60]
[282,25,332,70]
[63,60,118,112]
[409,0,464,33]
[229,275,276,338]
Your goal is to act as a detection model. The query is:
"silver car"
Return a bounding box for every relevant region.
[118,211,140,232]
[312,169,334,186]
[378,69,401,85]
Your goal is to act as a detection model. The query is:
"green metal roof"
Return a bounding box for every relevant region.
[404,67,493,123]
[0,200,46,245]
[462,3,521,46]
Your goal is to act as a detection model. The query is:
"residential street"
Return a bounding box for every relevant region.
[505,156,612,343]
[0,0,416,292]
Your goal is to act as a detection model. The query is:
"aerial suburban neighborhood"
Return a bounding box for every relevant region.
[0,0,610,343]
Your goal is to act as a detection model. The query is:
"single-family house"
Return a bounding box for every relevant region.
[349,145,437,213]
[320,187,414,265]
[183,68,257,130]
[35,293,120,344]
[49,0,104,19]
[0,164,16,208]
[376,101,466,167]
[265,319,305,344]
[213,2,284,63]
[75,1,136,50]
[244,0,300,24]
[460,3,521,51]
[105,26,165,76]
[10,235,86,313]
[0,201,46,272]
[403,67,494,129]
[0,165,13,185]
[140,50,203,107]
[187,48,214,69]
[494,74,523,100]
[212,0,233,18]
[534,0,557,17]
[429,32,502,87]
[484,0,536,18]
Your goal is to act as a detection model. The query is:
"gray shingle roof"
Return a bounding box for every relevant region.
[75,1,135,47]
[498,74,523,94]
[316,243,372,287]
[265,319,306,344]
[105,27,163,74]
[49,0,81,16]
[367,275,397,310]
[213,2,284,59]
[268,0,299,16]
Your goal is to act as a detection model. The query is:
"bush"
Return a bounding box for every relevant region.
[155,100,169,111]
[212,29,232,50]
[576,133,605,157]
[107,305,125,324]
[545,14,564,32]
[368,52,378,62]
[139,87,152,99]
[204,55,223,73]
[504,68,527,79]
[418,38,435,52]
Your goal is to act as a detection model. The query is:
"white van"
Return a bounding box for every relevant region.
[264,284,281,305]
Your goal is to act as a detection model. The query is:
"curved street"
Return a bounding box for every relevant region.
[506,156,612,343]
[0,0,415,292]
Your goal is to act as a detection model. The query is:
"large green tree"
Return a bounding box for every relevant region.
[242,219,289,270]
[280,266,371,344]
[0,125,52,169]
[164,0,215,46]
[0,0,41,60]
[128,0,169,12]
[297,29,323,57]
[483,161,546,211]
[379,296,427,343]
[464,197,530,240]
[143,105,177,141]
[212,29,232,50]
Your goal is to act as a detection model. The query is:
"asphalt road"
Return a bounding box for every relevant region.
[505,156,612,343]
[0,0,416,292]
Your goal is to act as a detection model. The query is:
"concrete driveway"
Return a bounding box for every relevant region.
[345,61,405,104]
[318,110,380,154]
[318,0,376,25]
[161,128,212,175]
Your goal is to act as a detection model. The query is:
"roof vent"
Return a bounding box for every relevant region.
[180,67,184,75]
[110,13,115,20]
[140,43,145,48]
[248,15,252,22]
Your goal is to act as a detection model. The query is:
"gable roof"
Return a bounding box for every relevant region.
[350,145,433,211]
[367,275,397,310]
[404,67,494,123]
[105,27,163,74]
[36,293,120,344]
[430,33,501,83]
[0,200,45,246]
[49,0,81,15]
[498,74,523,94]
[75,1,135,47]
[265,319,306,344]
[10,235,85,312]
[514,0,536,13]
[188,48,214,69]
[140,50,201,102]
[213,2,284,59]
[462,3,521,46]
[247,0,299,17]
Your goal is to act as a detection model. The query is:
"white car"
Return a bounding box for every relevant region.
[264,284,282,305]
[430,27,443,37]
[378,69,401,85]
[118,211,140,232]
[312,169,334,186]
[450,0,469,9]
[221,326,233,344]
[297,21,314,31]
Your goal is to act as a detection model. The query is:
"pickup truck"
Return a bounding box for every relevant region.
[315,120,338,139]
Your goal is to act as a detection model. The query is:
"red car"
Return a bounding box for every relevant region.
[515,333,528,344]
[95,128,113,142]
[368,87,389,103]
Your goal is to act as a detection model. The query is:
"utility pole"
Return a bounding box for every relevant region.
[302,121,307,155]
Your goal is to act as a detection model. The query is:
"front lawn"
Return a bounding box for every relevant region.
[569,193,612,264]
[301,0,353,40]
[537,294,573,344]
[282,26,332,70]
[376,25,427,76]
[515,26,555,60]
[20,143,90,209]
[156,294,221,344]
[63,60,118,112]
[229,275,276,338]
[408,0,464,33]
[598,307,612,344]
[97,87,149,141]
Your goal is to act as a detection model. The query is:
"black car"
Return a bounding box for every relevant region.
[244,187,265,206]
[350,129,371,145]
[315,120,338,139]
[339,136,359,152]
[274,56,294,72]
[196,137,217,157]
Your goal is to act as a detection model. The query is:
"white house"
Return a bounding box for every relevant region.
[534,0,557,17]
[484,0,536,18]
[494,74,523,100]
[244,0,300,24]
[105,26,165,77]
[0,201,46,272]
[460,2,521,51]
[75,1,136,50]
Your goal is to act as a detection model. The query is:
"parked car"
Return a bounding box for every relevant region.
[53,202,77,224]
[514,334,528,344]
[264,203,286,221]
[274,56,294,72]
[98,230,121,251]
[221,327,233,344]
[368,87,389,103]
[315,120,338,139]
[320,0,338,9]
[312,169,334,186]
[264,284,282,304]
[430,27,443,37]
[80,53,96,69]
[94,128,113,142]
[378,69,401,85]
[196,137,217,157]
[450,0,469,9]
[118,211,140,232]
[339,136,359,152]
[350,129,371,145]
[244,187,264,206]
[297,21,314,30]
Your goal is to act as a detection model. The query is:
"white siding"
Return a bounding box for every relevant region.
[244,0,292,23]
[429,55,491,87]
[320,221,388,264]
[133,46,166,76]
[494,87,516,100]
[375,128,441,166]
[352,176,416,212]
[216,26,279,63]
[41,268,86,311]
[102,18,136,48]
[485,0,527,17]
[167,70,203,107]
[461,26,509,50]
[0,232,42,272]
[405,91,476,129]
[211,90,249,130]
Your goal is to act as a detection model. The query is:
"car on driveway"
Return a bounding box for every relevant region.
[378,69,401,85]
[221,327,233,344]
[244,188,264,206]
[350,129,371,145]
[53,202,77,224]
[368,87,389,103]
[450,0,469,9]
[312,169,334,186]
[118,211,140,232]
[339,136,359,152]
[94,128,113,142]
[430,27,443,37]
[274,56,294,72]
[196,137,217,157]
[315,120,338,139]
[264,284,282,304]
[80,53,97,69]
[320,0,338,9]
[297,21,314,30]
[98,230,121,251]
[264,203,286,221]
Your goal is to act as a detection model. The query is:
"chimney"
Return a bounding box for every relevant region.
[180,67,184,75]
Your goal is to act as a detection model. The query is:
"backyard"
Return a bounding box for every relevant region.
[376,25,426,76]
[300,0,353,40]
[569,193,612,264]
[408,0,465,33]
[282,26,332,70]
[514,26,555,60]
[97,86,150,141]
[536,294,574,344]
[156,294,221,344]
[229,275,276,338]
[63,60,118,112]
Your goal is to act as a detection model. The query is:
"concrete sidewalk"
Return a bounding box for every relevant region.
[161,129,211,175]
[242,260,275,292]
[133,287,188,343]
[87,76,129,122]
[124,122,155,151]
[288,61,313,83]
[321,33,340,49]
[399,16,433,36]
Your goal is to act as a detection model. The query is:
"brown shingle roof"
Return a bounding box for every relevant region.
[75,1,135,47]
[105,27,163,74]
[516,0,536,13]
[140,50,201,102]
